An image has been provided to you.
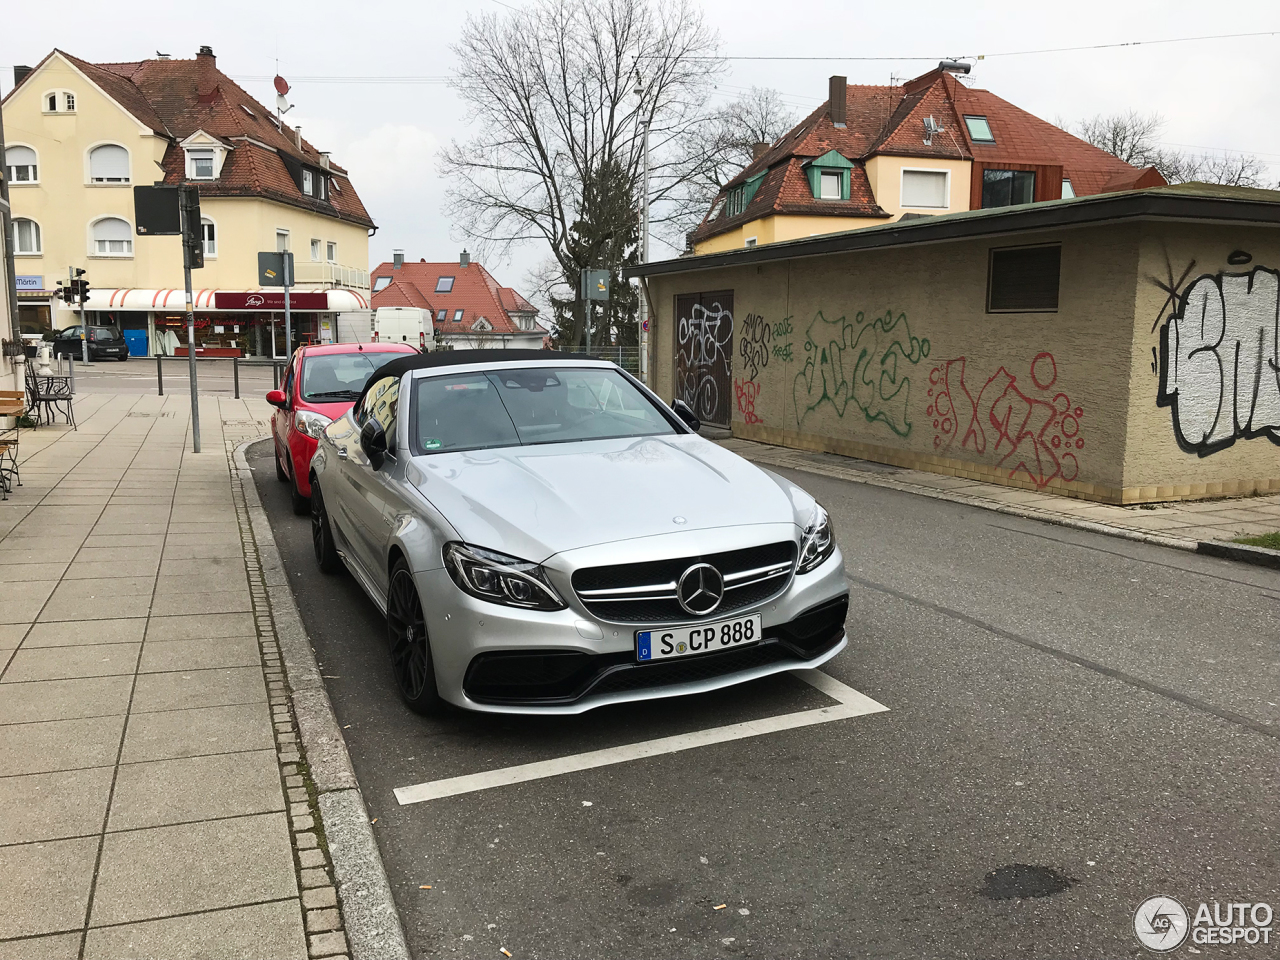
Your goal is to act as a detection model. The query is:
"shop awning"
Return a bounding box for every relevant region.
[73,288,370,312]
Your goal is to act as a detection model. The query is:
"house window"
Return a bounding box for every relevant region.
[819,171,842,200]
[45,91,75,113]
[188,149,215,179]
[276,230,290,252]
[46,93,57,111]
[1061,179,1075,199]
[436,309,446,321]
[436,277,455,293]
[89,144,130,183]
[311,239,321,261]
[6,145,37,183]
[302,169,313,195]
[201,218,217,257]
[744,237,757,248]
[987,244,1060,313]
[64,92,74,111]
[982,169,1036,208]
[326,241,337,262]
[12,218,41,255]
[901,169,948,208]
[373,276,392,293]
[452,309,463,321]
[92,217,133,256]
[964,116,995,143]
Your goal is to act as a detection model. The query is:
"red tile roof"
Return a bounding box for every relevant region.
[6,48,373,228]
[694,67,1160,244]
[369,260,543,336]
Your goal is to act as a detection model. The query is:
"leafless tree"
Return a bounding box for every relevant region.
[441,0,723,347]
[1072,111,1271,188]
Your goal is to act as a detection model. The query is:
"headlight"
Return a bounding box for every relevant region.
[796,504,835,573]
[294,410,333,439]
[442,542,566,611]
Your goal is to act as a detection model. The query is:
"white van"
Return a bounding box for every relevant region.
[372,307,434,351]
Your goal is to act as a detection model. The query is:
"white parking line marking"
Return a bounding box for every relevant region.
[393,670,888,806]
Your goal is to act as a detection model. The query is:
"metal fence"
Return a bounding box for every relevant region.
[557,346,642,376]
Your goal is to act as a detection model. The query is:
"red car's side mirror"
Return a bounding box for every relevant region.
[266,389,287,409]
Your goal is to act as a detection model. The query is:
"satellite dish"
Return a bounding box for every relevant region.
[276,94,293,115]
[274,75,290,96]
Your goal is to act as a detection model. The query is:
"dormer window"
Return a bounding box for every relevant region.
[819,172,841,199]
[804,150,852,201]
[964,116,995,143]
[302,169,313,195]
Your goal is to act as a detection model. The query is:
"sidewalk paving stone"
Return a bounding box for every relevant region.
[0,766,114,845]
[150,591,251,617]
[81,899,307,960]
[50,577,155,600]
[120,701,273,763]
[0,931,82,960]
[130,667,267,714]
[145,611,256,641]
[0,836,99,939]
[107,749,284,831]
[1,643,142,682]
[0,676,133,725]
[38,593,152,622]
[138,636,260,673]
[90,812,297,927]
[0,585,57,624]
[22,619,147,648]
[0,715,125,776]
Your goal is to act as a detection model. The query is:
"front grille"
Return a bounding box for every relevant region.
[572,541,796,624]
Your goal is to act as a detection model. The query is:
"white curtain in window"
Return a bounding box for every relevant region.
[89,144,130,181]
[201,219,217,256]
[12,219,40,254]
[7,145,37,181]
[93,217,133,254]
[901,170,948,208]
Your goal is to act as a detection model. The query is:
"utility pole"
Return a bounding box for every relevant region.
[71,267,88,365]
[178,185,201,453]
[283,251,293,360]
[633,72,650,383]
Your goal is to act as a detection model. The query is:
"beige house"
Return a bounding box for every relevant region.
[3,47,374,358]
[632,183,1280,504]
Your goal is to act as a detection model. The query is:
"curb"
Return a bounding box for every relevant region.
[725,443,1280,570]
[234,437,411,960]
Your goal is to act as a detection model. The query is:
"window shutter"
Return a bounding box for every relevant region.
[901,170,947,208]
[987,245,1060,312]
[8,145,36,167]
[89,145,130,181]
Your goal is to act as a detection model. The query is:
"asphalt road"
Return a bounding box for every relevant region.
[247,439,1280,960]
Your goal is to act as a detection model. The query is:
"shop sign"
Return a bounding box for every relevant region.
[214,291,328,310]
[16,276,43,291]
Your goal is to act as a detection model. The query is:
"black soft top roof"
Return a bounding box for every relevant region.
[356,349,607,406]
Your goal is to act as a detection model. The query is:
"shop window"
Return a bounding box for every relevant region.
[987,244,1060,313]
[92,217,133,257]
[902,169,948,208]
[6,145,38,183]
[89,144,130,183]
[12,218,41,255]
[201,218,217,257]
[982,169,1035,208]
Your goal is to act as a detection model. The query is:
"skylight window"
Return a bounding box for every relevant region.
[373,276,391,292]
[964,116,995,143]
[453,309,464,321]
[436,277,455,293]
[437,309,446,321]
[240,104,255,118]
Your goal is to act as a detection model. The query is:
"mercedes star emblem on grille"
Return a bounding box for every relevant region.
[676,562,725,616]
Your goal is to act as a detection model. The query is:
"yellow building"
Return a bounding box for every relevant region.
[2,47,374,358]
[691,66,1163,255]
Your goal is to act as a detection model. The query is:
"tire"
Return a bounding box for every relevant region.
[274,443,289,482]
[118,354,128,362]
[386,558,444,716]
[310,479,343,574]
[290,471,309,516]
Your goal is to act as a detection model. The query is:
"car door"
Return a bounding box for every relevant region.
[273,355,298,468]
[343,374,402,581]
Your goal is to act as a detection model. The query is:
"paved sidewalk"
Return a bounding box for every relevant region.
[0,394,351,959]
[719,438,1280,545]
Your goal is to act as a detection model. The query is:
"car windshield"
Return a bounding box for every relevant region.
[412,366,675,454]
[301,353,388,401]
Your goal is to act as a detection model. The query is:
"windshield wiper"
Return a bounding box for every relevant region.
[305,390,362,399]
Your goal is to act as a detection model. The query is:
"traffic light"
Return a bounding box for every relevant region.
[57,282,77,304]
[77,279,90,305]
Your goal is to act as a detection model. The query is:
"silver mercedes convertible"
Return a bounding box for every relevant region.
[308,350,849,715]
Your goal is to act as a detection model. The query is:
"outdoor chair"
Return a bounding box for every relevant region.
[0,389,24,499]
[24,361,76,430]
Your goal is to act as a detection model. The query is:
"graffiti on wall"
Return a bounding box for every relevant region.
[677,301,733,422]
[1155,261,1280,456]
[793,310,929,436]
[734,378,763,424]
[738,313,771,382]
[928,352,1085,488]
[772,318,794,363]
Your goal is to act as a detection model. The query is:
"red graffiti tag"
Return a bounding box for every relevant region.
[735,379,763,424]
[926,353,1084,488]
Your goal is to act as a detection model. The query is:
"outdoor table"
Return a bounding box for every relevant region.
[0,397,23,499]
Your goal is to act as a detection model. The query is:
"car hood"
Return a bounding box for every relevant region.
[405,434,813,560]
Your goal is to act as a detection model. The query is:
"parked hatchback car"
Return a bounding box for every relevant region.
[267,342,418,514]
[308,350,848,716]
[51,325,129,360]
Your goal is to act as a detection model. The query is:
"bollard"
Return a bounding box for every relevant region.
[233,356,240,399]
[68,355,75,395]
[157,354,164,396]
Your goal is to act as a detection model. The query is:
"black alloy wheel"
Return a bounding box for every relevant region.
[387,558,444,715]
[310,479,342,574]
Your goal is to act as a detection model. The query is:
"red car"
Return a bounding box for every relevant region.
[267,342,417,513]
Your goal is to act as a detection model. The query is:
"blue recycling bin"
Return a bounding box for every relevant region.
[123,329,148,357]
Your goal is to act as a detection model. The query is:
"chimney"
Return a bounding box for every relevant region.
[460,249,470,268]
[197,45,215,61]
[319,151,330,170]
[751,142,770,161]
[13,65,32,87]
[392,249,404,270]
[829,76,847,127]
[294,125,302,150]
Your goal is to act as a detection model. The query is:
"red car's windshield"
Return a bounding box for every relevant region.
[300,353,394,402]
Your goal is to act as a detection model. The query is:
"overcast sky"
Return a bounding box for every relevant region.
[4,0,1278,298]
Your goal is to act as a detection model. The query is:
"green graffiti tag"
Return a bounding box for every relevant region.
[793,309,930,436]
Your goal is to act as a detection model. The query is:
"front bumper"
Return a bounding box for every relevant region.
[417,542,850,715]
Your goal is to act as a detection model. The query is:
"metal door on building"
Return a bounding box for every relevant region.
[674,290,734,426]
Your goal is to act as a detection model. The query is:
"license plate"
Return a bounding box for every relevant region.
[636,613,762,662]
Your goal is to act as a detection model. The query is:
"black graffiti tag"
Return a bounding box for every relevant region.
[739,313,771,382]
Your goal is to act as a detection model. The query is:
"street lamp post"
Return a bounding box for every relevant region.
[634,74,650,383]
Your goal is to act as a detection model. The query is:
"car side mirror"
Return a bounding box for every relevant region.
[265,389,287,409]
[360,418,388,470]
[672,399,700,433]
